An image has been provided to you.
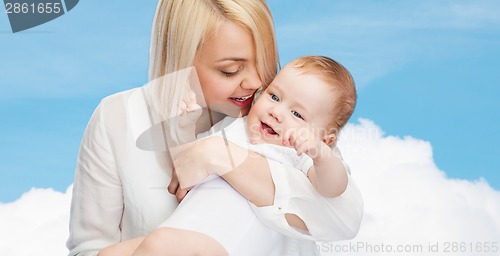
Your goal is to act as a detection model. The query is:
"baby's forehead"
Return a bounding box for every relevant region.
[278,65,326,83]
[277,64,299,75]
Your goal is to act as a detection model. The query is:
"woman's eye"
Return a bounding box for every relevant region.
[221,70,239,77]
[221,66,243,77]
[292,111,304,120]
[270,94,279,102]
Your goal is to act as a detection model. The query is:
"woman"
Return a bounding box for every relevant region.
[67,0,363,255]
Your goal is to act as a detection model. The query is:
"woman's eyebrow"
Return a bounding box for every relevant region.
[216,57,247,62]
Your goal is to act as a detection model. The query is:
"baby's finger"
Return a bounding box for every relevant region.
[293,132,309,147]
[294,138,309,155]
[288,129,299,143]
[295,142,309,156]
[283,128,295,146]
[186,102,202,112]
[306,145,320,159]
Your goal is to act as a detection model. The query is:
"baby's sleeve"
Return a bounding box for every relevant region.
[294,154,313,175]
[251,151,363,241]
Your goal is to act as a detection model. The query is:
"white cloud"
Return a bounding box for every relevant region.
[1,119,499,256]
[320,119,500,255]
[0,186,72,256]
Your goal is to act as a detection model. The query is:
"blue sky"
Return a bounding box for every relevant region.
[1,0,499,203]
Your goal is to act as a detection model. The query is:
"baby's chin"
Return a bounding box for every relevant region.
[248,136,261,145]
[249,136,284,147]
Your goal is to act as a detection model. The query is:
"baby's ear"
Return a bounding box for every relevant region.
[322,133,336,146]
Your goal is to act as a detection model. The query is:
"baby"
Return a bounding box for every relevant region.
[110,55,357,256]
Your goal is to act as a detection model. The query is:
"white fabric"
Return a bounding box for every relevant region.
[158,117,312,254]
[198,116,313,175]
[67,84,364,256]
[160,176,281,256]
[252,160,364,241]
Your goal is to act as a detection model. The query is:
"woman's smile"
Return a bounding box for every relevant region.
[229,94,255,108]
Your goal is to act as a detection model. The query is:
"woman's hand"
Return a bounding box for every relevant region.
[166,91,203,202]
[167,168,191,202]
[169,137,220,190]
[171,136,250,189]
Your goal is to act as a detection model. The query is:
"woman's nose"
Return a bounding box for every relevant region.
[240,67,262,91]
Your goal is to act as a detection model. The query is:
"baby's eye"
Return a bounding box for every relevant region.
[270,94,279,102]
[292,111,304,120]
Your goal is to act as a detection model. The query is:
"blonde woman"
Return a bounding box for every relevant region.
[67,1,363,256]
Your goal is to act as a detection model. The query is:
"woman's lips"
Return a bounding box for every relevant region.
[229,94,254,108]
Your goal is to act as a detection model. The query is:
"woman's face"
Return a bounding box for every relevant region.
[194,21,262,117]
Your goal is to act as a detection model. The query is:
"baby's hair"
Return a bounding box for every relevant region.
[288,55,356,133]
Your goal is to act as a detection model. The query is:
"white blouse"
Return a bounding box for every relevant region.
[66,84,364,256]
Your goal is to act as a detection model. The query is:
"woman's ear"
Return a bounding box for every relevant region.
[322,133,336,146]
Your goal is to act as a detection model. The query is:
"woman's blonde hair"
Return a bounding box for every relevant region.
[148,0,278,118]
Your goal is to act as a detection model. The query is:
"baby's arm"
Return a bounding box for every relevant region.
[285,128,348,198]
[305,147,348,197]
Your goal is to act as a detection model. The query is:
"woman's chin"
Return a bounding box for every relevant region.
[212,105,249,117]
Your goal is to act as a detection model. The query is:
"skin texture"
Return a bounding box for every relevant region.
[247,65,336,147]
[194,21,262,118]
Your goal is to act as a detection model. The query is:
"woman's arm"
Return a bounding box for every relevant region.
[67,102,124,256]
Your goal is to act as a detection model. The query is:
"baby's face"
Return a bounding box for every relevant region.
[247,66,335,146]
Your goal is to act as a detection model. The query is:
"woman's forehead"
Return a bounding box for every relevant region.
[199,21,255,62]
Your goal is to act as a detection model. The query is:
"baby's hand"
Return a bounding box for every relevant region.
[177,90,202,128]
[283,127,324,159]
